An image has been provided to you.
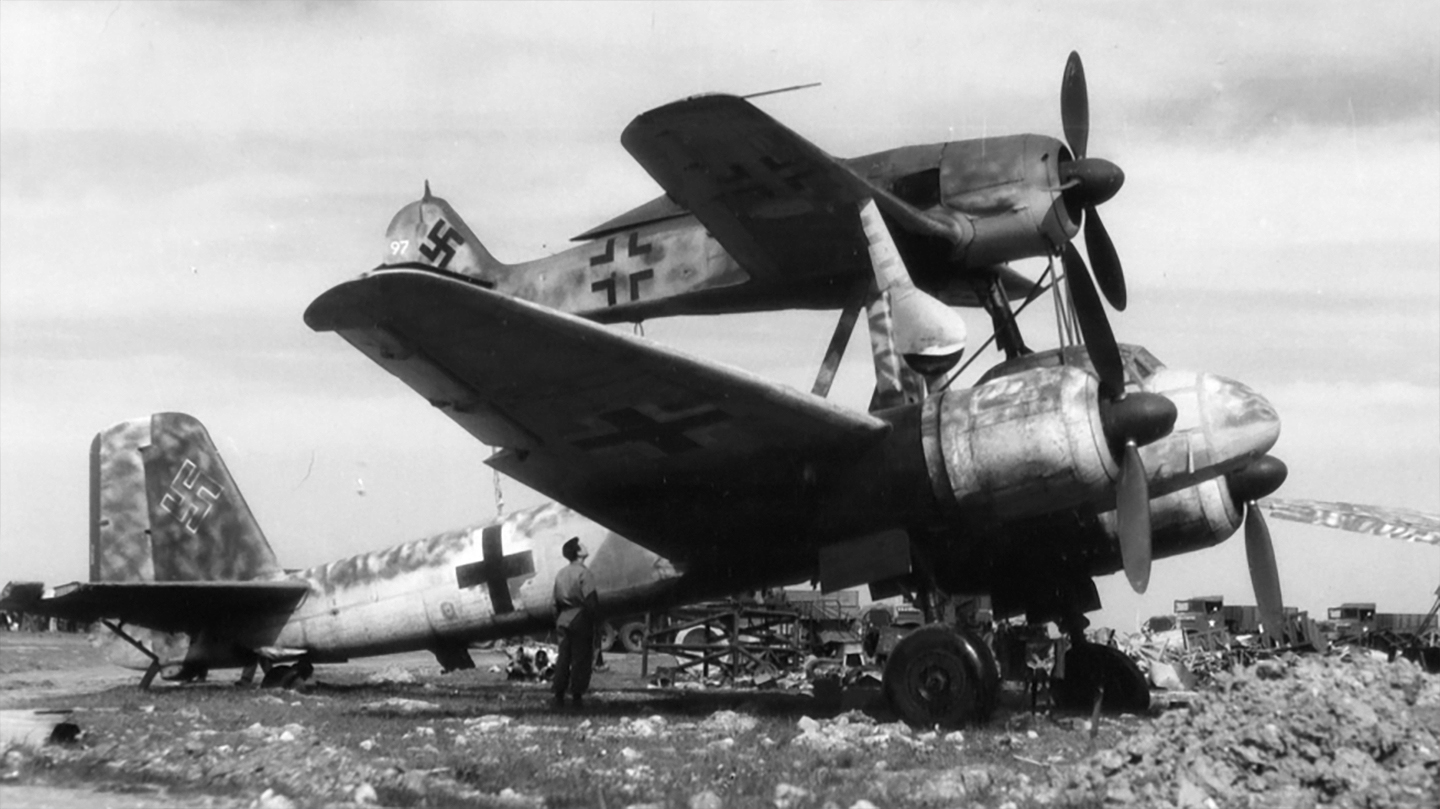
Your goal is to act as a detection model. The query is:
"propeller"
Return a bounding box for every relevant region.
[1059,51,1128,311]
[1228,456,1291,642]
[1061,237,1177,593]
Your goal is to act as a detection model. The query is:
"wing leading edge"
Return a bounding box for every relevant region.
[304,269,891,561]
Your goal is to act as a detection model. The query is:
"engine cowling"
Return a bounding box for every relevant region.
[924,364,1114,520]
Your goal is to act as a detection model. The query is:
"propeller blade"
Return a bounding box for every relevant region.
[1245,503,1286,644]
[1083,207,1126,311]
[1061,51,1089,158]
[1117,441,1152,593]
[1062,243,1125,398]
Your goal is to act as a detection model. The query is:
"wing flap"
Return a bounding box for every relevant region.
[1,580,310,634]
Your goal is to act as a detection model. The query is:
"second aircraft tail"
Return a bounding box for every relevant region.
[91,413,282,583]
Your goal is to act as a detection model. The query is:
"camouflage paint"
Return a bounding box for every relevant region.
[91,417,155,583]
[268,502,681,662]
[381,192,750,323]
[139,413,281,582]
[75,413,685,671]
[370,131,1077,329]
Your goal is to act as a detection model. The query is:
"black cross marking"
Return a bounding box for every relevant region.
[628,269,654,301]
[419,220,464,270]
[760,155,809,192]
[454,526,535,614]
[572,406,730,454]
[627,232,652,257]
[591,273,617,306]
[590,237,616,267]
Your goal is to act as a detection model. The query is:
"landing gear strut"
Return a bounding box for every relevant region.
[883,625,999,728]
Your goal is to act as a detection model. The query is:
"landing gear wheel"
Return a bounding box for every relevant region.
[619,621,647,653]
[261,665,292,688]
[883,625,999,728]
[1053,643,1150,713]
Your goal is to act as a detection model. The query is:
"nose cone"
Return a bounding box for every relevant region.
[1202,375,1281,465]
[1062,157,1125,206]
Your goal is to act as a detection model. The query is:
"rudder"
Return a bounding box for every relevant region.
[90,413,281,583]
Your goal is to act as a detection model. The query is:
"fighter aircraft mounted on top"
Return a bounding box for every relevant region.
[378,53,1126,387]
[300,54,1301,725]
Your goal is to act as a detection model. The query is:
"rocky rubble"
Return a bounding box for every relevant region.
[1054,651,1440,807]
[5,650,1436,807]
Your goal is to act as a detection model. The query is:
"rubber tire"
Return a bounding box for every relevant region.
[260,665,291,689]
[1053,643,1151,713]
[883,625,996,728]
[619,621,648,653]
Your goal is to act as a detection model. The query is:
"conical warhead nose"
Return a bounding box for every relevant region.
[1203,375,1281,463]
[1061,157,1125,205]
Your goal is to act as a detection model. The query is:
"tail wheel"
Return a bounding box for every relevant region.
[261,665,292,689]
[619,621,648,653]
[883,625,999,728]
[1053,642,1150,713]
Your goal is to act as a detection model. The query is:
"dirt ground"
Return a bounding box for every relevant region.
[1,631,1436,808]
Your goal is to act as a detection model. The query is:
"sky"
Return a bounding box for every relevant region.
[2,1,1437,631]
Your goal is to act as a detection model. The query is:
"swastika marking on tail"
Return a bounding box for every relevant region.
[158,458,222,534]
[419,220,464,270]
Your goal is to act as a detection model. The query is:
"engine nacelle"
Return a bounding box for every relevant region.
[1096,476,1244,571]
[924,365,1115,520]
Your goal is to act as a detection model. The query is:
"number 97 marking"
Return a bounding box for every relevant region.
[389,239,410,255]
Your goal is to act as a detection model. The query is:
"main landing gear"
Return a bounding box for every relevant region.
[259,659,315,690]
[1051,611,1150,713]
[883,625,1000,728]
[1052,641,1150,713]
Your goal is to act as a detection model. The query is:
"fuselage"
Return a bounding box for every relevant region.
[186,503,690,669]
[386,135,1077,324]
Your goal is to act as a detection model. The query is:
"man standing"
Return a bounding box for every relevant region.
[552,537,598,708]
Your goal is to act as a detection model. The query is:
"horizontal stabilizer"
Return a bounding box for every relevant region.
[0,579,309,634]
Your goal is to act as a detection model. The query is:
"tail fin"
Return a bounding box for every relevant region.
[90,413,281,583]
[379,183,507,284]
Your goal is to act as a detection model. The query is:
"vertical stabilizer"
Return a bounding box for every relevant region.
[90,413,281,582]
[380,185,507,285]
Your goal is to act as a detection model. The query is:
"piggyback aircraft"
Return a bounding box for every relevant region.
[0,412,700,688]
[292,54,1350,727]
[378,53,1128,380]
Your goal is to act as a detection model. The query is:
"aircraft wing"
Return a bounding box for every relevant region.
[620,94,958,283]
[305,269,892,562]
[0,580,310,634]
[1258,498,1440,546]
